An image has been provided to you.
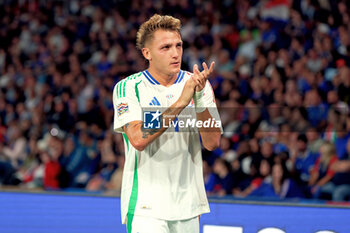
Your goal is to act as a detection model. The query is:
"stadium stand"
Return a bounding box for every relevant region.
[0,0,350,203]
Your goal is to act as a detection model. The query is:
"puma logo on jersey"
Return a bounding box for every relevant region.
[149,97,161,106]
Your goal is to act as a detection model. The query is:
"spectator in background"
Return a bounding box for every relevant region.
[324,108,340,143]
[0,160,21,186]
[212,157,234,196]
[1,124,27,168]
[304,88,328,129]
[203,159,218,196]
[43,134,63,190]
[234,158,273,198]
[309,141,338,199]
[306,127,324,155]
[58,135,75,188]
[290,107,309,133]
[271,159,305,198]
[216,49,235,80]
[329,137,350,201]
[63,130,98,188]
[105,155,125,195]
[41,149,61,190]
[0,0,349,203]
[334,122,350,160]
[216,137,236,162]
[85,132,118,192]
[288,133,319,196]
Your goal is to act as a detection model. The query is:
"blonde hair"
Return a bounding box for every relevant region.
[320,141,336,164]
[136,14,181,50]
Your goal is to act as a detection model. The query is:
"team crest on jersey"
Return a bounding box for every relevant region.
[117,103,129,116]
[166,94,174,99]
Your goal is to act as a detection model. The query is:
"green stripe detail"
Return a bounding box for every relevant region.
[122,79,127,97]
[117,81,121,98]
[135,80,142,103]
[119,79,126,97]
[117,73,142,99]
[122,133,129,152]
[126,152,138,233]
[117,81,120,98]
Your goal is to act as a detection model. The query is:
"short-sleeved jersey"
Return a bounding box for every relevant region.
[112,70,220,224]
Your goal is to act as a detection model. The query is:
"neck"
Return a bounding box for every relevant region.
[147,66,178,87]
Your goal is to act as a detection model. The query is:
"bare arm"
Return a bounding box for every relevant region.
[308,170,319,186]
[196,109,221,151]
[193,62,221,151]
[331,160,350,172]
[315,174,333,187]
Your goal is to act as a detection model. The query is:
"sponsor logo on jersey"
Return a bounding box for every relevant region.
[117,103,129,116]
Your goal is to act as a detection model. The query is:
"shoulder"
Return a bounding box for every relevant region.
[330,156,338,164]
[113,72,143,94]
[115,72,143,87]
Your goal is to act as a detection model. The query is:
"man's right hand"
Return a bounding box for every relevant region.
[177,62,214,107]
[177,75,199,107]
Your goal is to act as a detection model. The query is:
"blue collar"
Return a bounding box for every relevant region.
[174,70,185,84]
[142,70,184,85]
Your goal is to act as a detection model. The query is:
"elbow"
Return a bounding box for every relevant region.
[203,136,221,151]
[130,138,147,151]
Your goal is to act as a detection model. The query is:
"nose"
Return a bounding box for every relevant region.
[171,46,179,58]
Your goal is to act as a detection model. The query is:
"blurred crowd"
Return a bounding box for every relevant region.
[0,0,350,202]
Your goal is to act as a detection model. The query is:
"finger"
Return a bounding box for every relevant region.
[191,75,201,84]
[198,71,205,82]
[193,64,200,75]
[202,62,208,72]
[194,65,205,81]
[202,62,209,76]
[208,61,215,74]
[194,77,204,88]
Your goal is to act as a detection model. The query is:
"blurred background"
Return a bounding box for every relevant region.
[0,0,350,206]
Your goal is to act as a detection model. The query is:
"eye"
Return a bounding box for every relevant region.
[162,45,170,50]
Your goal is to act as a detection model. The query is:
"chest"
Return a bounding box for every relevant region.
[137,83,184,107]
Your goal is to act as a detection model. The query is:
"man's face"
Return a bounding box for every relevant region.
[143,29,183,77]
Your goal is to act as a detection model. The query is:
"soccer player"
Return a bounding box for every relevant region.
[113,14,222,233]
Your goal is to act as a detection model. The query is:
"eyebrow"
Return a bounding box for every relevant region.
[159,40,183,48]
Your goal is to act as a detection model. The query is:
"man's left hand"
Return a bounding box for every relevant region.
[192,61,215,92]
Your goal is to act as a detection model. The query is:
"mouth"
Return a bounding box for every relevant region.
[171,62,180,66]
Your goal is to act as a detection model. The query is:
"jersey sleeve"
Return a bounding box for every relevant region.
[113,79,142,133]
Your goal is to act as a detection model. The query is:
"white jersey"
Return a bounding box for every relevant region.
[113,70,220,224]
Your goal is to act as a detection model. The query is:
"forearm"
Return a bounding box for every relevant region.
[196,109,221,151]
[343,161,350,171]
[308,172,319,186]
[124,99,187,151]
[316,175,333,187]
[337,161,350,172]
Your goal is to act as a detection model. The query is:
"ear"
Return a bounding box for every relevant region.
[142,48,151,61]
